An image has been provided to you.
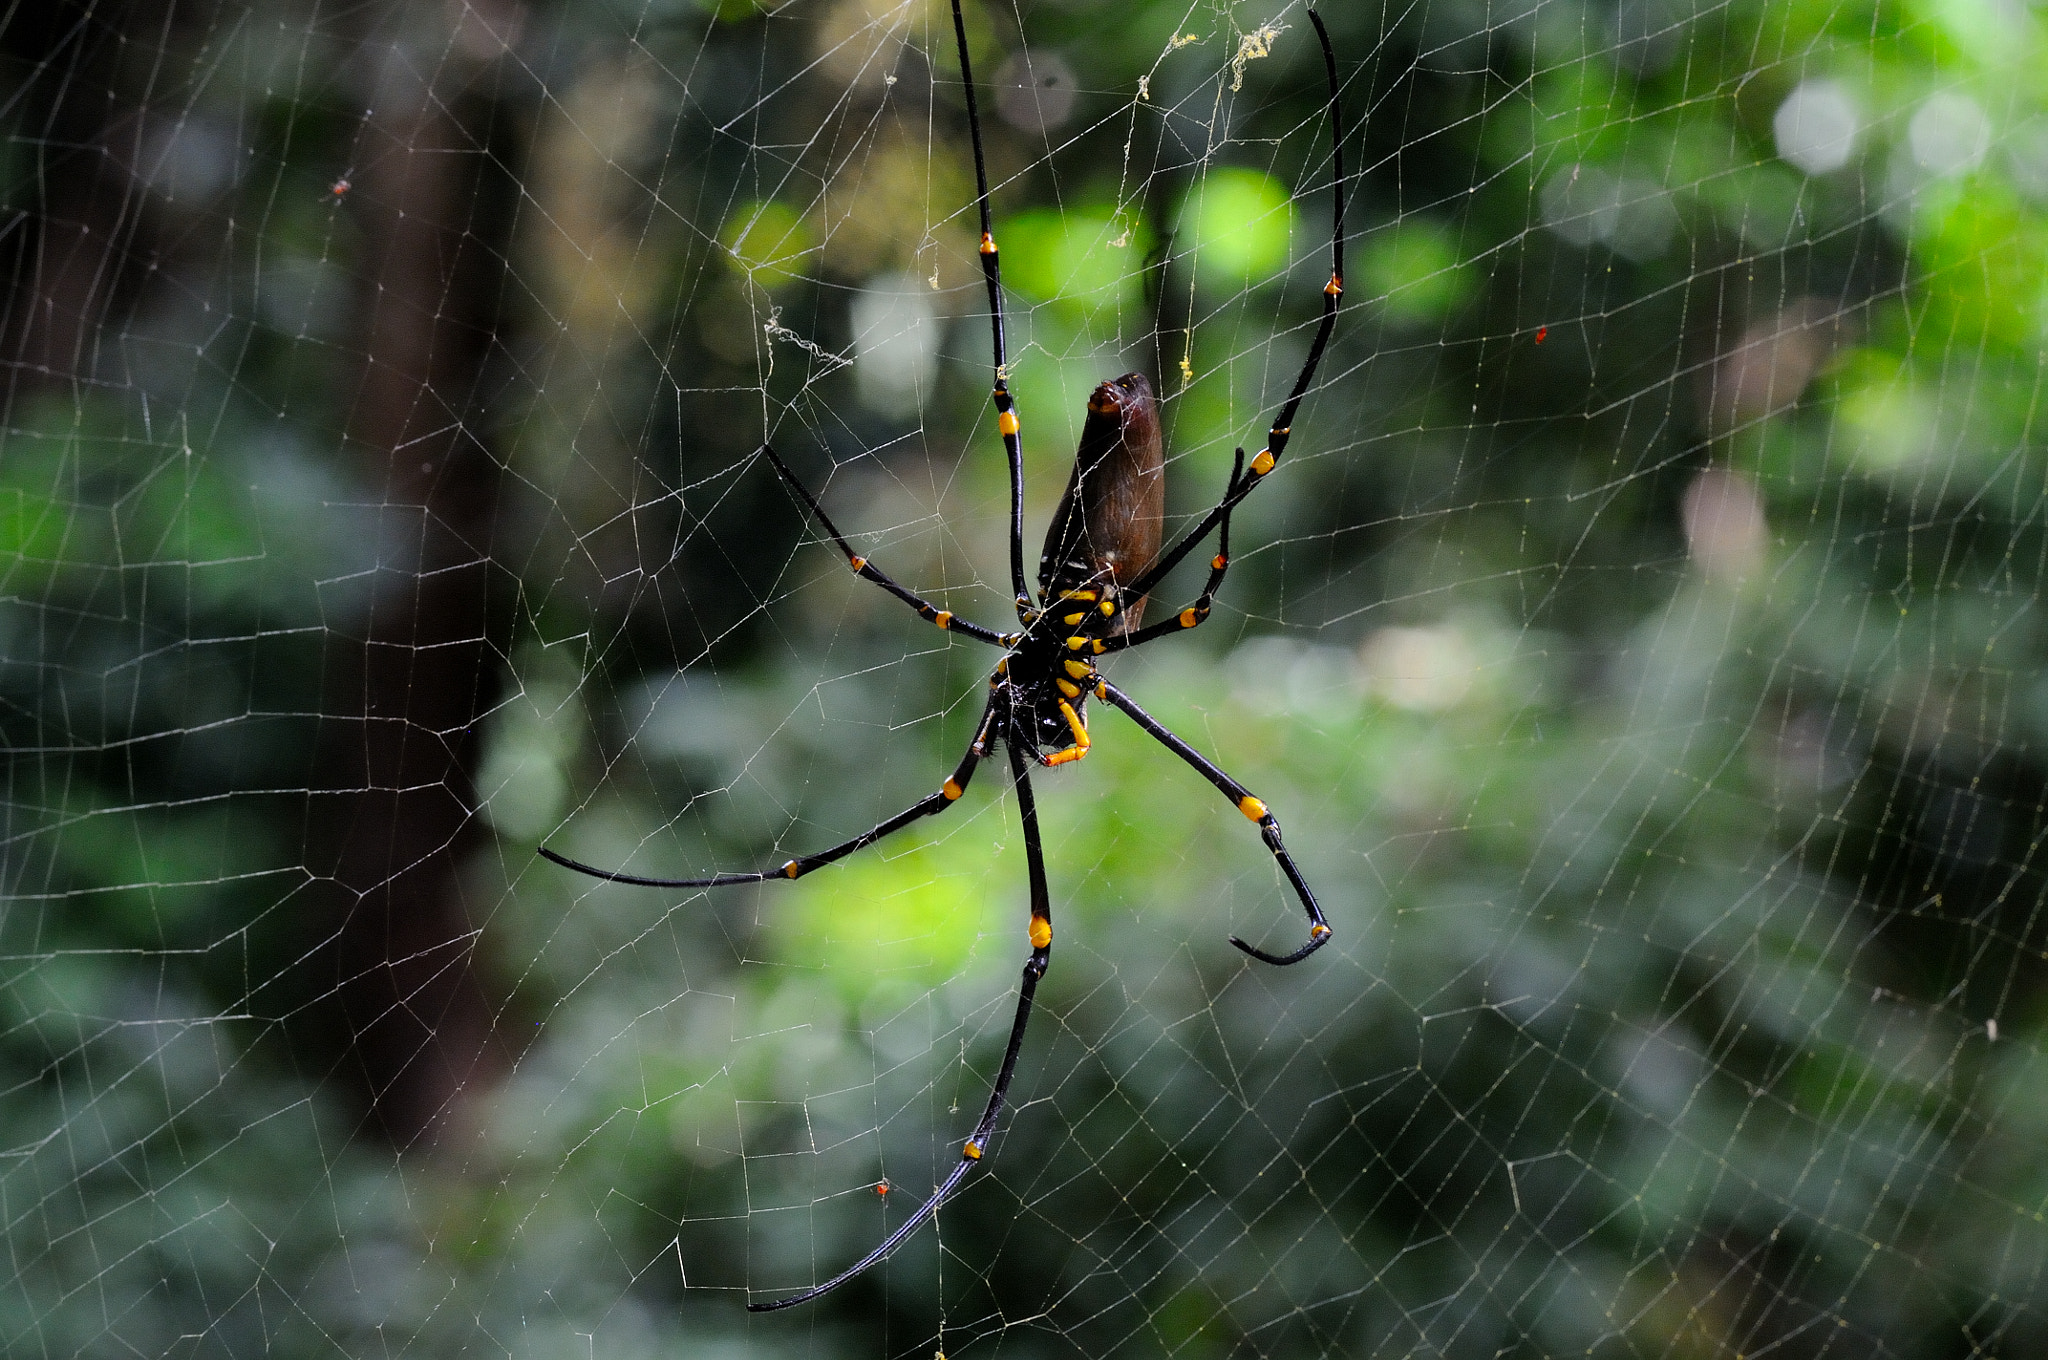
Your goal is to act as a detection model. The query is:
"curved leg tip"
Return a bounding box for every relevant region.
[1228,925,1331,967]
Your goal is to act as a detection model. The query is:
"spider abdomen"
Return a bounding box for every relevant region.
[1037,372,1163,633]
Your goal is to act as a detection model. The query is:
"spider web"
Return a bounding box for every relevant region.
[5,0,2045,1355]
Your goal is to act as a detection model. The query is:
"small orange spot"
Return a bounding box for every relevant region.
[1212,554,1227,571]
[935,610,952,629]
[1310,923,1332,940]
[1250,449,1276,476]
[1534,325,1548,344]
[1029,916,1052,949]
[963,1140,983,1159]
[849,556,867,572]
[1238,795,1267,822]
[330,178,350,198]
[782,860,802,878]
[942,778,964,800]
[1324,274,1342,295]
[1180,608,1198,627]
[979,233,996,256]
[876,1178,891,1196]
[998,410,1020,437]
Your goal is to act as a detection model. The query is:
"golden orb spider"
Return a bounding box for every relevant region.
[542,0,1346,1311]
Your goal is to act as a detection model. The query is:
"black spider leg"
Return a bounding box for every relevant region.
[1095,679,1330,966]
[748,717,1054,1312]
[951,0,1033,622]
[1119,7,1347,611]
[758,445,1016,648]
[539,694,999,889]
[1100,449,1243,654]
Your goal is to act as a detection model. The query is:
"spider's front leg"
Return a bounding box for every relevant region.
[1095,679,1331,966]
[747,709,1054,1312]
[540,692,999,890]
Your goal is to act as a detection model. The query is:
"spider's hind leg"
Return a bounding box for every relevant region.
[1102,448,1245,655]
[1094,678,1331,966]
[758,445,1015,648]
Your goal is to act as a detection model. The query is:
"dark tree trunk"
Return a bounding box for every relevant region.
[312,10,524,1148]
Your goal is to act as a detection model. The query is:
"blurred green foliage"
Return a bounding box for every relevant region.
[6,0,2048,1356]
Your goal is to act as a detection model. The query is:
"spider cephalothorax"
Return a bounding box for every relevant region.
[541,0,1346,1313]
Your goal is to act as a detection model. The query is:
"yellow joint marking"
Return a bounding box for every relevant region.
[1044,747,1087,766]
[996,658,1009,674]
[998,410,1020,437]
[1067,636,1087,650]
[1058,697,1091,751]
[782,860,802,878]
[1064,611,1085,625]
[963,1139,983,1159]
[1238,795,1268,822]
[942,778,964,801]
[849,556,867,572]
[1179,608,1198,628]
[1250,449,1276,476]
[1212,554,1228,571]
[1029,916,1052,949]
[1099,600,1115,616]
[1311,923,1332,940]
[934,610,952,629]
[1064,658,1091,680]
[1094,681,1108,699]
[1091,639,1106,653]
[980,233,997,255]
[1056,678,1081,698]
[1058,589,1097,602]
[1325,274,1343,295]
[1275,426,1291,436]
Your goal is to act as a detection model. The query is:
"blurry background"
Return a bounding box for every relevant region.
[5,0,2047,1354]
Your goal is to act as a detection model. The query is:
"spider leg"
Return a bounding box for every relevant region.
[759,445,1016,648]
[1095,679,1330,966]
[949,0,1034,623]
[1121,8,1346,609]
[1102,449,1243,654]
[540,693,999,889]
[747,724,1053,1312]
